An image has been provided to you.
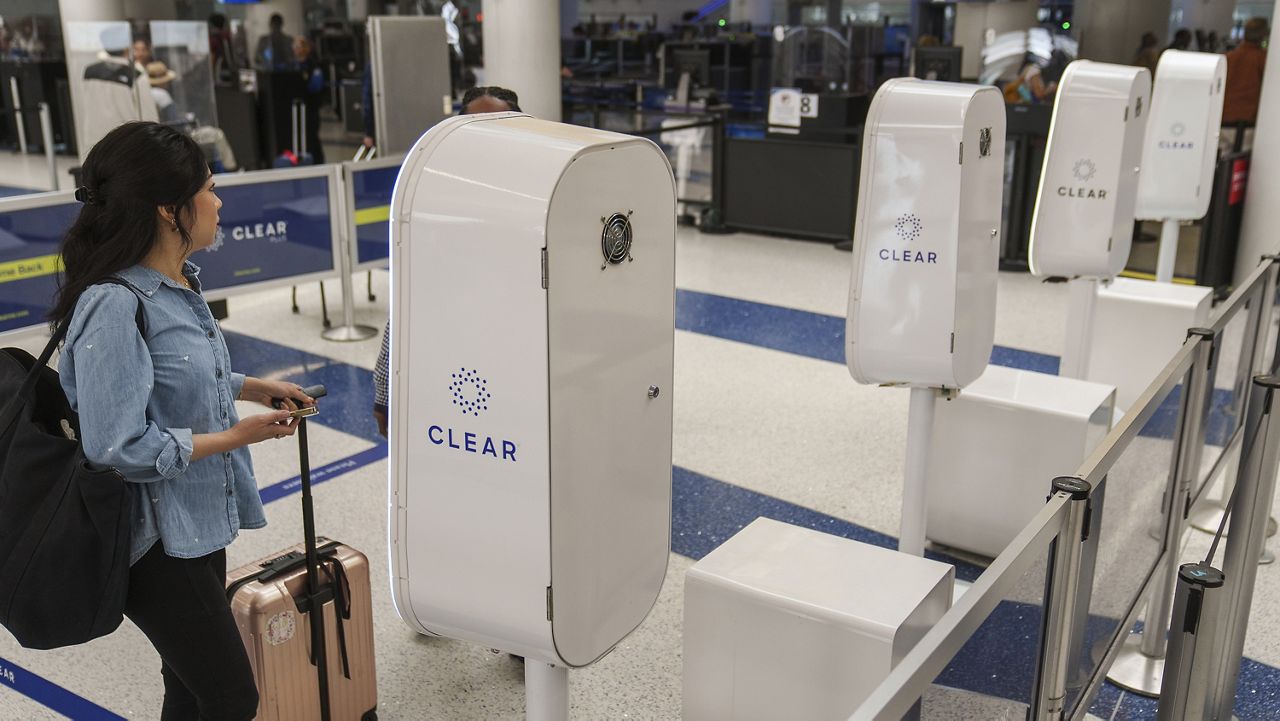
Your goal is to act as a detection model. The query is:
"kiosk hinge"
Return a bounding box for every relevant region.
[958,142,963,164]
[546,586,554,621]
[1124,106,1130,122]
[540,248,549,289]
[950,332,955,353]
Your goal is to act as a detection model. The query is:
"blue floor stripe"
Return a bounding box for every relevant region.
[0,655,125,720]
[5,290,1261,719]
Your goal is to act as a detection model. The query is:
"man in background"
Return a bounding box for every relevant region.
[1223,17,1269,152]
[255,13,293,71]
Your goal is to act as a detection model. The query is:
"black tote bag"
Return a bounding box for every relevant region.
[0,286,138,649]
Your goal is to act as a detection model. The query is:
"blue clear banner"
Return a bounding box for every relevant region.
[196,175,335,290]
[351,165,397,265]
[0,200,78,335]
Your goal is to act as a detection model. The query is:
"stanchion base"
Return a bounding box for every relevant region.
[1190,502,1229,535]
[1105,634,1164,697]
[321,324,378,342]
[1191,505,1279,538]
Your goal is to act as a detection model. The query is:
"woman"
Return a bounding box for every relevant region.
[50,121,313,721]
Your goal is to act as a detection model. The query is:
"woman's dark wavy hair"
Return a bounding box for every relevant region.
[49,121,208,329]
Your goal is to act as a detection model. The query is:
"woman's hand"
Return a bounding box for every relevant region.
[240,377,315,412]
[231,410,297,445]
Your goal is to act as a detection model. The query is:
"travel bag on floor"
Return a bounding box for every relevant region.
[225,385,378,721]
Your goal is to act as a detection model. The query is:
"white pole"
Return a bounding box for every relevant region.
[525,660,569,721]
[9,78,26,155]
[482,0,562,121]
[1155,219,1180,283]
[900,386,936,557]
[1234,18,1280,285]
[38,103,57,191]
[1060,277,1099,380]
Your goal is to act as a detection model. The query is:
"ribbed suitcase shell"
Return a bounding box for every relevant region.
[226,541,378,721]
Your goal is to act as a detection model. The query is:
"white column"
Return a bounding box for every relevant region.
[1073,0,1173,64]
[122,0,179,20]
[952,0,1040,79]
[1168,0,1235,39]
[1234,20,1280,283]
[482,0,562,121]
[730,0,774,27]
[58,0,126,24]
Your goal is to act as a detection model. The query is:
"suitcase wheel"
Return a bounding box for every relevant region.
[361,710,377,721]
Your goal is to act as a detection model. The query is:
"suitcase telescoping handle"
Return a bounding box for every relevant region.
[291,383,334,721]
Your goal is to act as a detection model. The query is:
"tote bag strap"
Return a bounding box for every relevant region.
[1,279,144,429]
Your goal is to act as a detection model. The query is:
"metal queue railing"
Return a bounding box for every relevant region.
[1,101,59,191]
[850,257,1280,720]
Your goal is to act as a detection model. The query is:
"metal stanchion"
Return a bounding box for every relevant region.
[1155,563,1226,720]
[9,77,27,155]
[1206,375,1280,718]
[37,103,57,191]
[321,271,377,341]
[1030,476,1093,721]
[322,166,377,342]
[1109,329,1217,696]
[1193,260,1280,536]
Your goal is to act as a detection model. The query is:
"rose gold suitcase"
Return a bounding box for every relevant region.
[224,384,377,721]
[226,539,378,721]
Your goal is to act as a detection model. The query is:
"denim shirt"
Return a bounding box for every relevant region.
[59,262,266,564]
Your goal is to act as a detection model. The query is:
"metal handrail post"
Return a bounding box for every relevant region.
[1109,328,1217,696]
[9,77,26,154]
[1156,563,1226,721]
[1206,375,1280,716]
[321,165,377,343]
[1192,259,1279,534]
[1031,476,1094,721]
[38,103,57,191]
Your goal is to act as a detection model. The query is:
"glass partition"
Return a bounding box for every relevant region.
[64,21,154,155]
[918,552,1049,718]
[149,21,217,131]
[1064,349,1190,717]
[568,109,715,207]
[850,498,1069,720]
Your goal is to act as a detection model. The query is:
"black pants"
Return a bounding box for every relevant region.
[126,544,259,721]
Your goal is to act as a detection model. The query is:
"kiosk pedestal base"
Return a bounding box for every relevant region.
[682,518,953,721]
[1087,277,1212,410]
[926,366,1115,558]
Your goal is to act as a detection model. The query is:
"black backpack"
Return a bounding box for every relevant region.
[0,280,142,649]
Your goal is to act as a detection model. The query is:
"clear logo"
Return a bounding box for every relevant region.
[449,367,491,417]
[894,213,922,242]
[1072,159,1097,183]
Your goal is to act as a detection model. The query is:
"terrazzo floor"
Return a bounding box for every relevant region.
[2,226,1279,720]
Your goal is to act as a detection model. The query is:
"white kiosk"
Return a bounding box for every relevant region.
[681,79,998,721]
[847,78,1005,557]
[387,113,676,719]
[1029,60,1162,410]
[1136,50,1227,283]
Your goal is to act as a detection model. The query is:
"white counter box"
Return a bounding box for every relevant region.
[682,518,953,721]
[1088,277,1212,410]
[926,366,1115,558]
